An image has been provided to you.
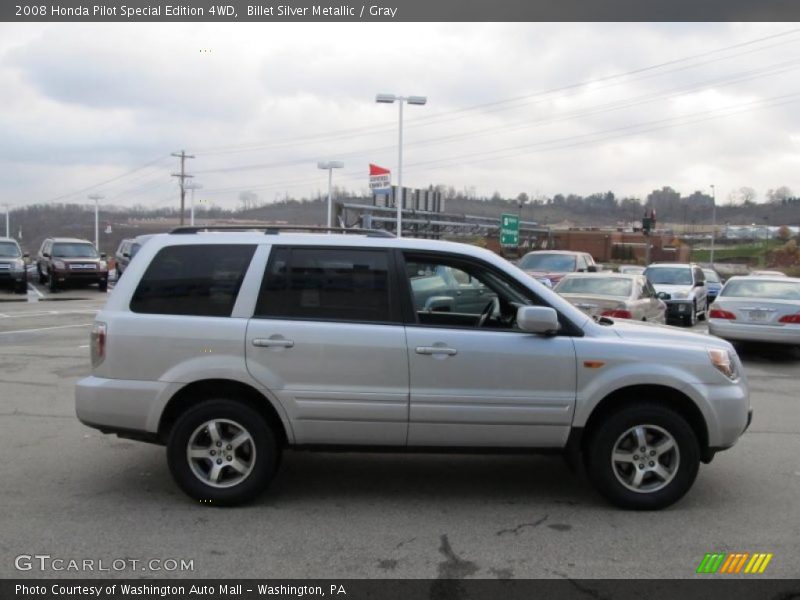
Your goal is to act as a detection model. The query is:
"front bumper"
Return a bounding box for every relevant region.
[665,300,693,319]
[709,320,800,345]
[54,269,108,283]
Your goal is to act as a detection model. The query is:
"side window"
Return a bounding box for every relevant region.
[403,254,535,330]
[130,244,256,317]
[255,247,395,323]
[644,280,657,298]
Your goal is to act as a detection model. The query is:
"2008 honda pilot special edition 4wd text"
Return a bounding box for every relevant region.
[76,227,752,509]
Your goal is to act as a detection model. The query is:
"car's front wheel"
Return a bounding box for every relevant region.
[585,403,700,510]
[167,400,278,506]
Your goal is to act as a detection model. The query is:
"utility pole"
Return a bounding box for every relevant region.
[709,184,716,266]
[2,203,9,238]
[88,194,104,251]
[171,150,195,226]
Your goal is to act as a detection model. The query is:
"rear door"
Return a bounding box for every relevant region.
[245,246,409,445]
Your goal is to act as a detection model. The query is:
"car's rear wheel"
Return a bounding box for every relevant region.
[585,403,700,510]
[167,400,278,506]
[38,268,46,284]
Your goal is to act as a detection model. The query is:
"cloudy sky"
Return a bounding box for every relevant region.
[1,22,799,211]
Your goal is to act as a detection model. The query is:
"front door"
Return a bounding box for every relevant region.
[401,253,578,448]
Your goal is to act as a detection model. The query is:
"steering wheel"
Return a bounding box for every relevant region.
[476,299,495,328]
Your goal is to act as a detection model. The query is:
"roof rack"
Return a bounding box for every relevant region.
[169,225,395,238]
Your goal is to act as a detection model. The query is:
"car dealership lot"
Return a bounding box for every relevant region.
[1,292,798,579]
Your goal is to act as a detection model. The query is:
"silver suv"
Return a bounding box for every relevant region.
[76,227,751,509]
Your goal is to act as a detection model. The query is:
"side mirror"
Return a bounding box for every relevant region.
[517,306,559,334]
[123,252,130,258]
[424,296,455,313]
[587,265,599,273]
[43,252,50,258]
[657,291,671,300]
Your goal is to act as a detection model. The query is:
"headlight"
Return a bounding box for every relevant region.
[708,348,738,380]
[671,290,689,299]
[53,260,66,270]
[11,259,24,272]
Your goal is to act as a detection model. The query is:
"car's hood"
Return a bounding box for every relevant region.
[651,283,692,295]
[608,318,731,350]
[524,270,568,282]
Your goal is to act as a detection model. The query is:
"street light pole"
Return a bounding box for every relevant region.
[185,182,203,226]
[709,184,716,266]
[88,194,104,251]
[317,161,344,228]
[376,94,427,237]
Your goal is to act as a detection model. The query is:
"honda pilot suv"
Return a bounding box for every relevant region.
[0,237,28,294]
[37,237,109,292]
[76,227,751,509]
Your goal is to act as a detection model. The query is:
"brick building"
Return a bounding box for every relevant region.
[550,230,689,264]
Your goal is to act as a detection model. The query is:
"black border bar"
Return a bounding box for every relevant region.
[4,0,800,22]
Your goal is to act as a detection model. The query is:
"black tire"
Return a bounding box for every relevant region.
[14,280,27,294]
[38,268,46,284]
[167,399,278,506]
[683,301,697,327]
[98,280,108,292]
[48,272,58,293]
[584,403,700,510]
[698,297,707,321]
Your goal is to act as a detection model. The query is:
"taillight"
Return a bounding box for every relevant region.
[91,321,107,367]
[779,313,800,324]
[709,308,736,320]
[602,309,633,319]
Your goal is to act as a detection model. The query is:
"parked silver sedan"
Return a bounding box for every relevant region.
[709,276,800,344]
[554,273,666,323]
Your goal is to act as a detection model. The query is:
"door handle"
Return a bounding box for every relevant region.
[415,346,457,356]
[252,338,294,348]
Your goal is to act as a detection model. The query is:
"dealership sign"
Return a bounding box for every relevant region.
[369,164,391,190]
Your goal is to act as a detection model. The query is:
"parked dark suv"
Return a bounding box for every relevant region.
[0,237,28,294]
[37,237,109,292]
[114,235,152,278]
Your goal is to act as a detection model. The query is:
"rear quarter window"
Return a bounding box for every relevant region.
[130,244,256,317]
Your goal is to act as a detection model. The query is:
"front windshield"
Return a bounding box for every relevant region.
[0,241,21,258]
[702,270,721,283]
[52,243,98,258]
[645,267,692,285]
[721,280,800,300]
[519,253,576,272]
[556,277,632,297]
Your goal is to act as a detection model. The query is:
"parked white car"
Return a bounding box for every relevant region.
[709,276,800,345]
[76,227,751,509]
[554,273,666,323]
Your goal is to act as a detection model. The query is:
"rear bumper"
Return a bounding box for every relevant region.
[75,375,171,436]
[709,320,800,345]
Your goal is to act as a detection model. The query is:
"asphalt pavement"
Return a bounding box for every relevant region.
[0,282,798,579]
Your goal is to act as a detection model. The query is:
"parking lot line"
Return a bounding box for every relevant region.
[0,323,93,335]
[27,283,44,298]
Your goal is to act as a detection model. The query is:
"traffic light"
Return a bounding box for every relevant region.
[642,210,656,234]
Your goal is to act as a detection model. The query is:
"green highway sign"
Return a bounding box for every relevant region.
[500,213,519,246]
